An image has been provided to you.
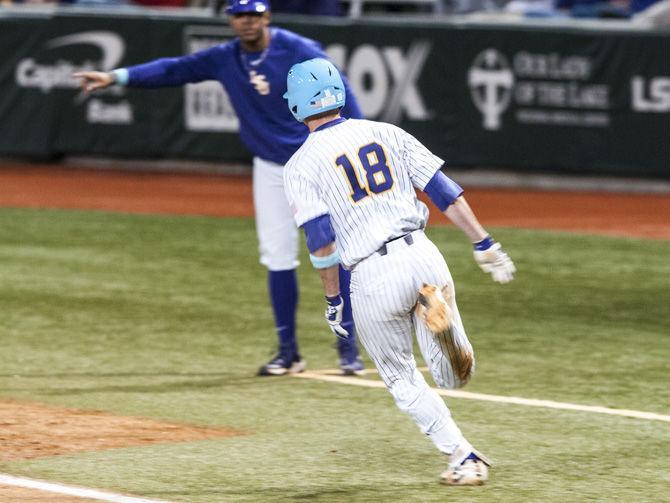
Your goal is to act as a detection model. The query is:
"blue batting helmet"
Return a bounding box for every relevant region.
[225,0,269,14]
[283,58,346,122]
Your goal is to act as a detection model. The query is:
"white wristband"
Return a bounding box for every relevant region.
[309,250,340,269]
[111,68,129,86]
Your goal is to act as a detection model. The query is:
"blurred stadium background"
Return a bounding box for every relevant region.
[0,1,669,502]
[2,0,670,178]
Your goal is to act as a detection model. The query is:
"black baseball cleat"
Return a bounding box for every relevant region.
[257,354,306,376]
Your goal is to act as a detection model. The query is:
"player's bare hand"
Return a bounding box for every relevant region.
[473,237,516,284]
[72,71,115,93]
[325,295,349,339]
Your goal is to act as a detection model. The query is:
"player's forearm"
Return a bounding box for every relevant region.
[318,266,341,298]
[313,243,341,297]
[444,196,489,243]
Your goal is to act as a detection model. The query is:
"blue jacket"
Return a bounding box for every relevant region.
[126,27,362,164]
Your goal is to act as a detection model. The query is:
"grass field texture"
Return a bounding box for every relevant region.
[0,208,668,502]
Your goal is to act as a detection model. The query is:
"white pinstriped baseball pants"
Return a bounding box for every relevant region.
[350,230,474,458]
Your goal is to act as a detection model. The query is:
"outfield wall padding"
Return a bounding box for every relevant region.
[1,8,669,177]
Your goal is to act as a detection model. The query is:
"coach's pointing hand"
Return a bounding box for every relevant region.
[73,71,115,93]
[325,295,349,339]
[473,236,516,284]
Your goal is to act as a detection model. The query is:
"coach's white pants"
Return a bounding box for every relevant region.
[252,157,299,271]
[350,230,474,458]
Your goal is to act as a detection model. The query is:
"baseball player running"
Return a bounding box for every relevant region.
[73,0,365,377]
[282,58,516,485]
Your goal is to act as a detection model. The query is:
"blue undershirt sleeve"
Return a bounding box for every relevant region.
[423,169,464,211]
[302,214,336,253]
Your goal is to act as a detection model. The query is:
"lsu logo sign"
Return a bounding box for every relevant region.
[631,76,670,112]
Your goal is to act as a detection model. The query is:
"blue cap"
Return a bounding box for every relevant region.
[225,0,269,14]
[283,58,346,122]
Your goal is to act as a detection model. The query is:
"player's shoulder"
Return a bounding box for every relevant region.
[272,27,322,54]
[345,118,406,137]
[285,136,319,173]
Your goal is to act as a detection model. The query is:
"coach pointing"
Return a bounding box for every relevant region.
[73,0,365,377]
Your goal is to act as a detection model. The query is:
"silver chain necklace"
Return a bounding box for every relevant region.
[240,31,272,96]
[240,46,270,73]
[239,29,272,74]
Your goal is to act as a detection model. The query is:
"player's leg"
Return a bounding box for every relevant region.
[411,237,475,390]
[349,250,473,462]
[414,300,475,389]
[336,265,364,375]
[252,157,303,376]
[407,236,489,484]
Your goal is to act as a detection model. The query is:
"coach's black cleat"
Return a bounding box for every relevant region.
[257,353,306,376]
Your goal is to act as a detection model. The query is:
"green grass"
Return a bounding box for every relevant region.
[0,208,668,502]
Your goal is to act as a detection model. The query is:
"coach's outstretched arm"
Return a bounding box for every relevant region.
[73,71,116,93]
[74,51,217,93]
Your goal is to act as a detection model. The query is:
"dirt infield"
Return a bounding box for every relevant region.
[1,165,668,239]
[0,398,242,500]
[0,399,242,462]
[0,485,101,503]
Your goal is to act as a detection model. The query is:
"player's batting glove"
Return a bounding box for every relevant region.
[473,236,516,284]
[325,295,349,339]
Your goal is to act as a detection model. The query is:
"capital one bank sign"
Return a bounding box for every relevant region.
[14,30,134,125]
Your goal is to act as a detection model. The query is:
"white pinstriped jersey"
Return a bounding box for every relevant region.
[283,118,444,267]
